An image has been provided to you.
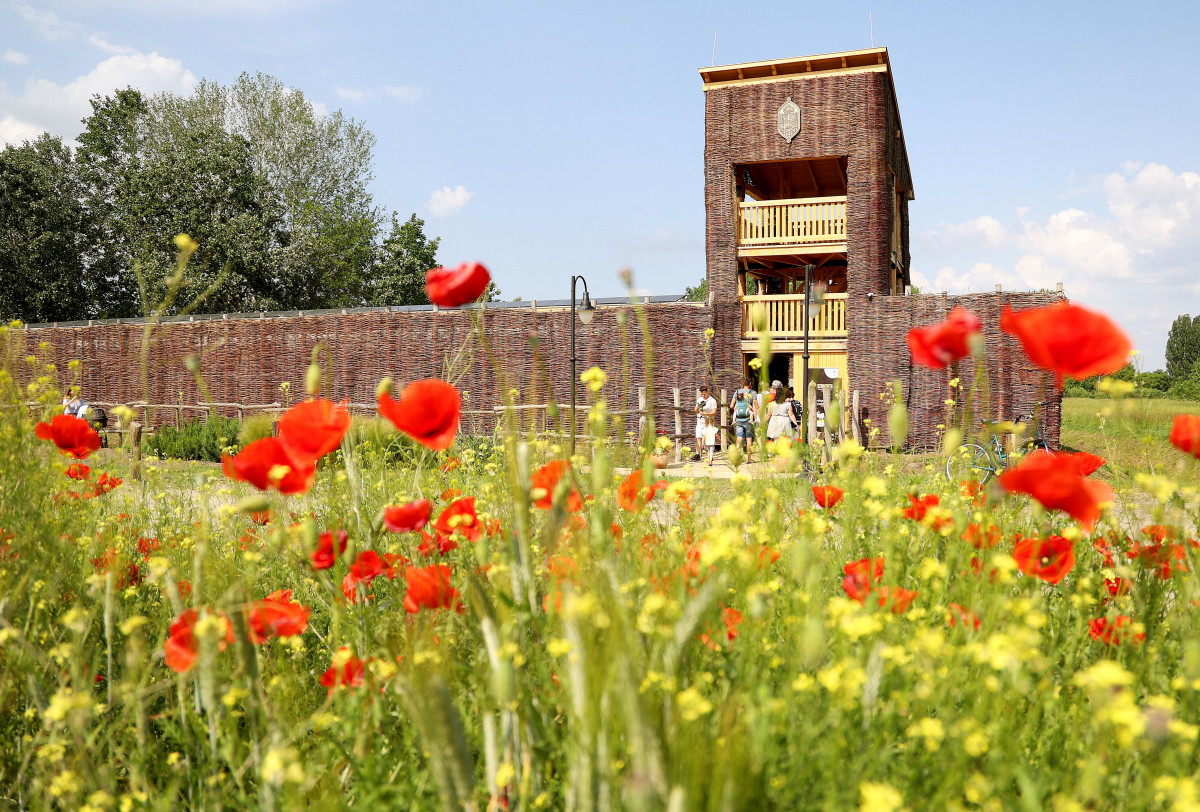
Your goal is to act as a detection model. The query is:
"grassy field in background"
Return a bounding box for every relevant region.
[1061,397,1200,483]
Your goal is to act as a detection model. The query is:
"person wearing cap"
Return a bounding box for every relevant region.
[63,391,91,422]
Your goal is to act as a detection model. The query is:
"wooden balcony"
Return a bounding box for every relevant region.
[742,293,847,339]
[737,196,847,254]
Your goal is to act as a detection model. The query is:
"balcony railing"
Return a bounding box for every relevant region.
[737,196,847,248]
[742,293,848,338]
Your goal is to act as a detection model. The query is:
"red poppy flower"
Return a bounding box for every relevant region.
[902,494,939,521]
[721,607,744,640]
[1000,302,1131,387]
[418,529,457,557]
[91,548,142,588]
[319,647,366,693]
[433,497,482,543]
[962,522,1001,549]
[86,472,122,498]
[906,307,982,369]
[1127,542,1187,579]
[842,557,885,603]
[948,603,981,631]
[177,579,192,600]
[247,593,310,643]
[310,529,348,570]
[249,509,271,525]
[958,479,986,506]
[35,414,101,459]
[377,379,461,451]
[164,608,234,673]
[440,457,460,474]
[1104,577,1131,598]
[136,537,159,561]
[812,485,844,509]
[877,586,917,614]
[65,463,91,480]
[221,437,315,495]
[341,550,395,603]
[277,398,351,463]
[546,555,578,581]
[425,261,492,308]
[1171,414,1200,458]
[1088,616,1144,646]
[383,500,433,533]
[531,460,583,511]
[999,451,1114,530]
[1142,525,1179,543]
[617,470,667,512]
[403,564,461,613]
[1012,535,1075,584]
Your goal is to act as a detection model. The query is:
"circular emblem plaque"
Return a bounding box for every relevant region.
[777,97,801,144]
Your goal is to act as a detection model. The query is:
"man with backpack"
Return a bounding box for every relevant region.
[730,378,758,463]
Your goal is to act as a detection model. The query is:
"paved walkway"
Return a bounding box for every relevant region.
[615,453,797,480]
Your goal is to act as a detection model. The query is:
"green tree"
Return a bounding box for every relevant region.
[1165,314,1200,381]
[0,134,92,322]
[369,212,439,306]
[683,277,708,303]
[149,73,380,308]
[77,89,283,316]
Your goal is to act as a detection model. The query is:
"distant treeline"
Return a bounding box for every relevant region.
[0,73,458,323]
[1064,314,1200,400]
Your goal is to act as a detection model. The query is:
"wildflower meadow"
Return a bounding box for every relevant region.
[3,261,1200,812]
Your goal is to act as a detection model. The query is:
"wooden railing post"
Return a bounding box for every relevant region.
[637,387,647,452]
[130,422,142,481]
[851,389,862,445]
[672,388,682,465]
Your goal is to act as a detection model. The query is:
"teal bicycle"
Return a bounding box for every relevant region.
[945,402,1055,486]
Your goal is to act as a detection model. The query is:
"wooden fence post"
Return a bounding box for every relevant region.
[672,388,682,465]
[637,387,647,452]
[837,388,847,445]
[851,389,862,445]
[130,422,142,481]
[719,388,728,451]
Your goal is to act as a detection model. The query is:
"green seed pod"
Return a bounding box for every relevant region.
[306,363,322,397]
[375,377,394,399]
[235,495,271,514]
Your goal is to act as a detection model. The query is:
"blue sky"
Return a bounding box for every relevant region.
[3,0,1198,367]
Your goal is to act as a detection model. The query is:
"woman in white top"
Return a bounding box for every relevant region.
[766,388,796,441]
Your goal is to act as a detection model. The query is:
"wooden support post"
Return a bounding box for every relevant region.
[672,388,682,465]
[719,388,728,451]
[837,388,847,445]
[851,390,862,445]
[637,387,647,452]
[130,422,142,481]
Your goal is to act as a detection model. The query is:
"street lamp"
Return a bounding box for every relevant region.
[569,275,595,459]
[800,264,826,444]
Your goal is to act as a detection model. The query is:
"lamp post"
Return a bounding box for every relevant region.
[569,275,595,459]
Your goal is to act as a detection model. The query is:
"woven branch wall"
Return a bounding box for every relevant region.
[848,291,1065,451]
[29,304,719,438]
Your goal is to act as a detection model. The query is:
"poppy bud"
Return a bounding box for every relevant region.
[184,354,200,373]
[306,363,321,397]
[235,495,271,514]
[376,377,394,399]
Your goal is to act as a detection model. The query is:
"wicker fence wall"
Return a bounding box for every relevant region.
[26,291,1063,453]
[848,291,1065,451]
[28,303,718,438]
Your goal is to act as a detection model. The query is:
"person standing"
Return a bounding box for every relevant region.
[692,386,718,461]
[766,387,794,441]
[730,383,757,463]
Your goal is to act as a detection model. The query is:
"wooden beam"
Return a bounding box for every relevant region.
[805,161,821,196]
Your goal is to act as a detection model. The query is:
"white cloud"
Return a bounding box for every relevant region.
[0,50,196,146]
[911,163,1200,369]
[2,49,30,65]
[333,84,422,104]
[12,2,74,40]
[88,34,136,55]
[426,185,475,218]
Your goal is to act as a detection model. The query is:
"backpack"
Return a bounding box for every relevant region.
[86,406,108,430]
[734,399,752,423]
[791,400,803,422]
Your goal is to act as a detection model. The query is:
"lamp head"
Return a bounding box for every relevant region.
[578,292,596,325]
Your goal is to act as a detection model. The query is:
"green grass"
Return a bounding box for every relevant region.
[1062,396,1200,484]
